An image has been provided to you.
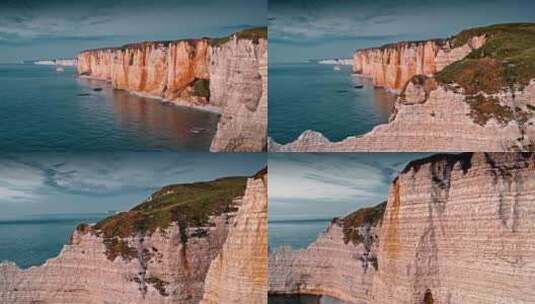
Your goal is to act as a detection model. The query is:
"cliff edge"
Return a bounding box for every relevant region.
[270,152,535,303]
[271,23,535,152]
[0,169,268,304]
[77,27,267,152]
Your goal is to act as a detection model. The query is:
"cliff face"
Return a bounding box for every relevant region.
[271,23,535,152]
[269,203,385,303]
[353,36,486,92]
[269,152,535,303]
[77,28,267,152]
[0,171,267,304]
[201,168,268,304]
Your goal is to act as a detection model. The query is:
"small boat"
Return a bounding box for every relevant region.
[55,66,64,72]
[333,65,341,71]
[191,127,207,134]
[353,84,364,89]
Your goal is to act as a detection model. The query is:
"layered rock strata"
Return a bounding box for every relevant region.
[0,170,267,304]
[353,36,486,93]
[77,28,267,152]
[270,152,535,303]
[201,168,268,304]
[269,203,385,303]
[271,23,535,152]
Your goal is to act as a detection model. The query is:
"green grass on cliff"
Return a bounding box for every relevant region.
[436,23,535,94]
[192,78,210,97]
[340,202,386,245]
[79,177,247,260]
[94,177,247,239]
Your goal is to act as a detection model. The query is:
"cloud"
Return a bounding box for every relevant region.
[0,153,265,205]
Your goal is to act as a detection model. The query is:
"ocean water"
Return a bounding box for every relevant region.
[0,214,106,268]
[269,295,346,304]
[0,64,219,151]
[269,219,331,250]
[269,219,348,304]
[268,63,396,144]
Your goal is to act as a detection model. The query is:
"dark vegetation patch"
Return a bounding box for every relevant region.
[465,94,514,125]
[146,276,169,296]
[401,153,474,175]
[437,23,535,94]
[235,27,267,44]
[102,238,137,261]
[88,177,247,261]
[341,202,386,245]
[191,78,210,98]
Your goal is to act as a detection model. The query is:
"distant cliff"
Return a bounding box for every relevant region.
[77,28,267,152]
[270,152,535,303]
[271,23,535,152]
[0,169,267,304]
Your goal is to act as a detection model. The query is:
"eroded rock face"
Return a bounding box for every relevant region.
[0,171,268,304]
[271,83,535,152]
[269,209,383,303]
[201,169,268,304]
[353,36,485,93]
[272,27,535,152]
[209,37,267,152]
[269,153,535,303]
[77,29,267,152]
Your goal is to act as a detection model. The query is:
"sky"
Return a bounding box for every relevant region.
[0,153,266,219]
[268,153,429,221]
[269,0,535,63]
[0,0,266,63]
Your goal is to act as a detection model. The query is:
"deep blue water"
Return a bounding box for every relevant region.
[268,63,396,144]
[0,214,106,268]
[269,294,346,304]
[269,219,331,250]
[0,64,219,151]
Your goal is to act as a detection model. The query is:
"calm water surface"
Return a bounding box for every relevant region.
[269,219,331,250]
[269,63,396,144]
[0,214,106,268]
[0,64,219,151]
[269,295,346,304]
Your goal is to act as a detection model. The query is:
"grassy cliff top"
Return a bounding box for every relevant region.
[338,201,386,245]
[89,176,248,240]
[436,23,535,94]
[81,27,267,53]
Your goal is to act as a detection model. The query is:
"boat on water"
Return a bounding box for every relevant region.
[55,66,64,72]
[333,65,341,71]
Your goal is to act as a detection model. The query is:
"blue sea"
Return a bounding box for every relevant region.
[268,63,396,144]
[0,214,106,268]
[269,219,348,304]
[0,64,219,151]
[269,219,331,250]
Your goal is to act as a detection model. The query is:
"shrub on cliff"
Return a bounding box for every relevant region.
[437,23,535,93]
[192,78,210,98]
